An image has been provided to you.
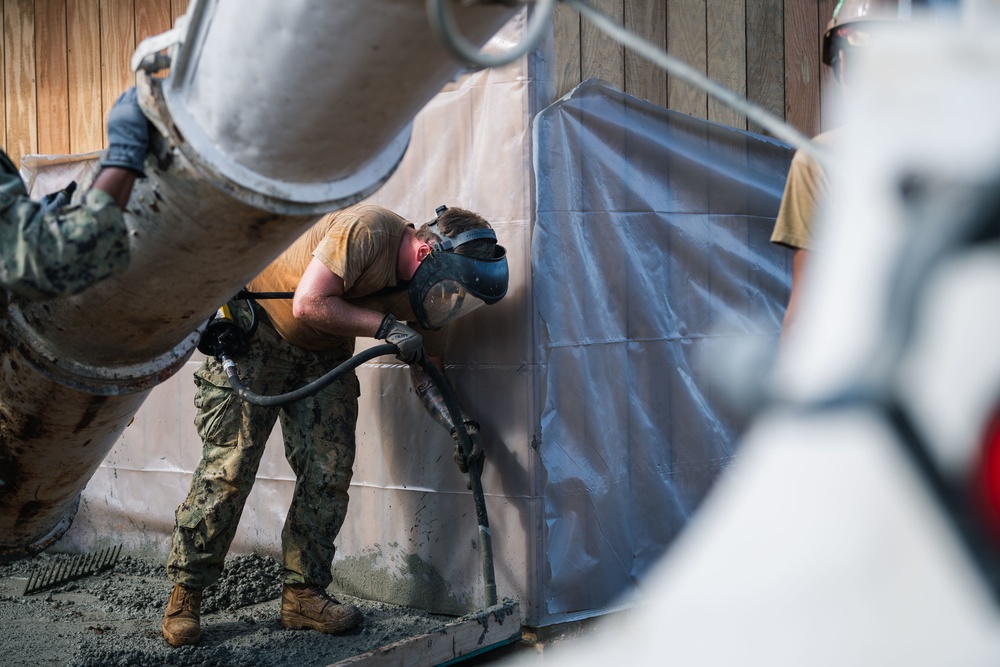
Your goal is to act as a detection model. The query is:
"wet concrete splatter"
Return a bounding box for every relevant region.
[332,548,472,616]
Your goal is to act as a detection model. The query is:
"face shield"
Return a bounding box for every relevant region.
[408,212,509,330]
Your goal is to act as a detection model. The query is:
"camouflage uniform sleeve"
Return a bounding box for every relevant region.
[0,164,130,300]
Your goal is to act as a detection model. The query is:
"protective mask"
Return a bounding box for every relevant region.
[408,207,508,330]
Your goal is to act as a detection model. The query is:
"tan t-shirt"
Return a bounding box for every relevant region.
[770,129,839,252]
[248,204,447,356]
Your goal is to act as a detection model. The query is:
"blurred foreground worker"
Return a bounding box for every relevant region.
[0,87,150,300]
[162,203,508,647]
[770,0,908,336]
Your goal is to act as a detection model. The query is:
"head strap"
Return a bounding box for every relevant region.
[425,205,497,251]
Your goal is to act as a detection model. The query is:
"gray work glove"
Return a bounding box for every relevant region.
[376,313,424,364]
[450,420,485,475]
[104,87,151,176]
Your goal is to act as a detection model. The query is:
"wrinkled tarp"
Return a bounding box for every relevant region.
[25,70,796,628]
[531,78,794,622]
[34,13,545,622]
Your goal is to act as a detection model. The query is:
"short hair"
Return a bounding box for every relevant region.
[415,207,495,258]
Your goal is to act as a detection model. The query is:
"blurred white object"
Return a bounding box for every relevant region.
[503,12,1000,666]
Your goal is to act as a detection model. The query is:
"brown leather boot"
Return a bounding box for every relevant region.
[280,583,362,634]
[162,583,203,647]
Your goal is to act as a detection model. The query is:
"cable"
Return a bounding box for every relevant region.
[221,343,499,606]
[562,0,831,164]
[426,0,557,69]
[426,0,828,162]
[219,344,398,407]
[234,290,294,300]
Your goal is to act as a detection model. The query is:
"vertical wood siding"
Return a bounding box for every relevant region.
[36,0,68,155]
[99,0,136,145]
[0,4,5,153]
[625,0,666,108]
[0,1,825,167]
[817,0,839,131]
[66,0,102,155]
[5,0,36,163]
[583,0,624,87]
[1,0,187,168]
[783,0,821,137]
[555,0,830,141]
[667,0,708,118]
[706,0,745,128]
[746,0,783,135]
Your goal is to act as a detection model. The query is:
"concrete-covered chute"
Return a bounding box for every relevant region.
[0,0,519,558]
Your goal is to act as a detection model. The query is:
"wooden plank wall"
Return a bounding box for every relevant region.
[0,1,832,169]
[0,0,187,168]
[554,0,839,140]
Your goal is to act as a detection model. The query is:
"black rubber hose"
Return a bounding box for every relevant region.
[417,356,497,607]
[220,344,498,606]
[219,344,398,407]
[234,290,295,300]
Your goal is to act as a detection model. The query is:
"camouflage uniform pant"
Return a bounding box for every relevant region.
[167,304,359,589]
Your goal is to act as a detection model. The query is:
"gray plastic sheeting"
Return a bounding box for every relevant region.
[532,79,794,622]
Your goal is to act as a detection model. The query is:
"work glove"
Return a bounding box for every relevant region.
[39,181,77,215]
[104,87,151,176]
[376,313,424,364]
[450,419,485,476]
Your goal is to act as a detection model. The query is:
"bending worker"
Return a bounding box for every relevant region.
[162,203,508,647]
[0,87,150,300]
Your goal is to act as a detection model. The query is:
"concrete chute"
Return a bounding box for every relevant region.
[0,0,518,558]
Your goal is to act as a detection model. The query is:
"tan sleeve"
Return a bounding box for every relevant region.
[313,206,402,295]
[770,147,830,252]
[312,221,372,289]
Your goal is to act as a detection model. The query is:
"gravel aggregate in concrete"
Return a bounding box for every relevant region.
[0,551,454,667]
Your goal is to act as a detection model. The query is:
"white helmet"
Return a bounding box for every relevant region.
[822,0,913,66]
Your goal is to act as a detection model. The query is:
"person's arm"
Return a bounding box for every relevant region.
[292,257,384,337]
[0,174,131,299]
[91,167,138,210]
[292,255,424,362]
[92,87,151,209]
[0,88,148,301]
[781,248,810,340]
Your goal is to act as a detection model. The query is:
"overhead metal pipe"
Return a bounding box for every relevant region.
[0,0,519,558]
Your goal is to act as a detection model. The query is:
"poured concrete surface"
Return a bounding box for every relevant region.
[0,551,462,666]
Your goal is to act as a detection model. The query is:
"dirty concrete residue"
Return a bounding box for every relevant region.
[0,443,17,498]
[0,551,456,667]
[331,548,471,616]
[72,395,108,435]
